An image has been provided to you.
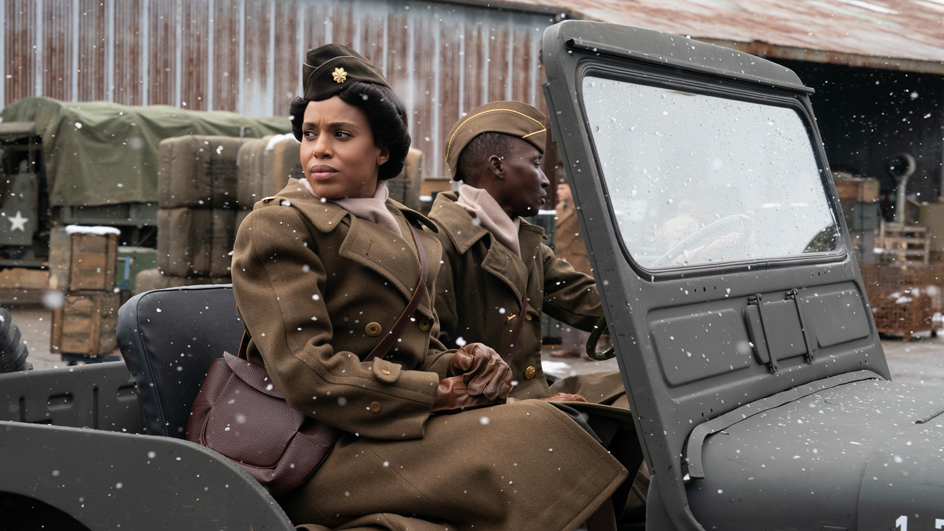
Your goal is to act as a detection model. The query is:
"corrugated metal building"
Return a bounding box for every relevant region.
[2,0,560,180]
[2,0,943,188]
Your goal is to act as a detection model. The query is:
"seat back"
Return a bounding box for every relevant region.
[117,285,243,438]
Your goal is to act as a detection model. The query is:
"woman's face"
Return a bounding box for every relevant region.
[300,97,388,199]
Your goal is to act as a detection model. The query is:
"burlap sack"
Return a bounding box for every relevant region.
[264,135,303,197]
[387,148,423,210]
[158,136,241,209]
[237,137,269,209]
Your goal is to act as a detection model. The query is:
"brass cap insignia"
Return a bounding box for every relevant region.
[332,67,348,83]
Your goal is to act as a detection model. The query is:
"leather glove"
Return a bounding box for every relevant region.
[447,343,513,401]
[507,392,588,404]
[432,376,495,413]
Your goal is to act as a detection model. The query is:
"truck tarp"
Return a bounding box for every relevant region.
[0,97,291,207]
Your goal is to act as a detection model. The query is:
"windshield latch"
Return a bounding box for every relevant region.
[785,288,815,363]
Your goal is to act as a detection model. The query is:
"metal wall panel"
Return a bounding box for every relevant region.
[1,0,554,179]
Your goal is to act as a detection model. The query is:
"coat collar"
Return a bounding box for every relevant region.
[429,191,546,301]
[268,179,438,235]
[265,180,441,310]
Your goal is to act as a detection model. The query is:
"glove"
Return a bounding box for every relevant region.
[447,343,513,401]
[432,376,494,413]
[507,392,588,404]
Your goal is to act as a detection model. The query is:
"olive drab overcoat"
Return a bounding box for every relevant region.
[231,180,628,531]
[429,191,607,399]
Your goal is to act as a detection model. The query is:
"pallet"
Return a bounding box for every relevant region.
[876,220,929,266]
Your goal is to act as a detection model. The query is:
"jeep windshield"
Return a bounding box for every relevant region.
[581,75,842,270]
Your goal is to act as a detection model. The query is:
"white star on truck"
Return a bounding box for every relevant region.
[8,211,28,231]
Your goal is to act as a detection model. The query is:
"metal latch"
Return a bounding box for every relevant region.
[744,293,778,373]
[785,288,815,363]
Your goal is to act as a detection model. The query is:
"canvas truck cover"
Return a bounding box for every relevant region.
[0,97,291,207]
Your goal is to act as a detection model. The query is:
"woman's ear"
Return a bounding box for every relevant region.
[377,146,390,166]
[487,154,505,179]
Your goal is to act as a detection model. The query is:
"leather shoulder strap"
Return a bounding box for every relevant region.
[365,223,428,361]
[238,224,429,364]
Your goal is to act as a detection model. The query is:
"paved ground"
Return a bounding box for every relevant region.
[8,305,944,388]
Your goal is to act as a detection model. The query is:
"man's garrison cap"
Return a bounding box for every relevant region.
[444,101,547,179]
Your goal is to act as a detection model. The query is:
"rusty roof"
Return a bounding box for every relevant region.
[484,0,944,74]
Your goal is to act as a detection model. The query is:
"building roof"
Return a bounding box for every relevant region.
[484,0,944,74]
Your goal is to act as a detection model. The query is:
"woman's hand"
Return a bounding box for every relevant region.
[447,343,513,400]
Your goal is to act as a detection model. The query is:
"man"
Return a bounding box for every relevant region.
[429,100,615,401]
[551,181,596,358]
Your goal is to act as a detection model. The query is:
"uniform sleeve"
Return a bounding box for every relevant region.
[232,207,441,440]
[541,243,603,332]
[432,232,461,350]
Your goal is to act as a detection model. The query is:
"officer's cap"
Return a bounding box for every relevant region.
[444,101,546,179]
[302,44,389,101]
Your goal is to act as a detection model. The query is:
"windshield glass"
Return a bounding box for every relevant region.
[582,76,841,269]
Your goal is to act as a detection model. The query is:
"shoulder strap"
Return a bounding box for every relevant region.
[364,223,428,362]
[501,294,528,365]
[239,223,429,364]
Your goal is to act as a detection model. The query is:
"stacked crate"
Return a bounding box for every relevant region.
[876,220,930,266]
[49,226,121,357]
[152,136,243,290]
[833,175,880,264]
[860,264,944,340]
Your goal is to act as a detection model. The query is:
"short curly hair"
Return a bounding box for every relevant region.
[289,82,411,181]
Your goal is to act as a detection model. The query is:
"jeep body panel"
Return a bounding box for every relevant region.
[540,20,918,531]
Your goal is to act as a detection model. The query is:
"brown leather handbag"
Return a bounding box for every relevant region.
[186,224,429,496]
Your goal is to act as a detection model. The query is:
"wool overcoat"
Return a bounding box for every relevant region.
[554,201,593,276]
[428,191,606,399]
[231,180,628,531]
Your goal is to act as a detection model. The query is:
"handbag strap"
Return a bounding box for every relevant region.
[238,223,429,364]
[364,223,428,362]
[501,294,528,365]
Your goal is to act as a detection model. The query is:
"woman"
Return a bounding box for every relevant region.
[231,44,627,531]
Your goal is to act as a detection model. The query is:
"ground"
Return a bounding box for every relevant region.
[8,305,944,387]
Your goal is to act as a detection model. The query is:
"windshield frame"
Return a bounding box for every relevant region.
[576,60,848,281]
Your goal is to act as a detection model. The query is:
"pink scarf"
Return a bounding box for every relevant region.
[301,179,402,237]
[456,183,521,258]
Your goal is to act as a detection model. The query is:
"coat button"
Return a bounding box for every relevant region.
[380,368,391,375]
[505,314,517,324]
[525,366,536,379]
[365,322,382,336]
[369,401,382,413]
[417,318,431,332]
[525,314,533,321]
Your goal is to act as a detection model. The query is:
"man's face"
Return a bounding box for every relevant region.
[557,183,572,204]
[495,139,549,217]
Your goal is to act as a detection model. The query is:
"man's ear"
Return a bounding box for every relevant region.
[487,154,505,179]
[377,146,390,166]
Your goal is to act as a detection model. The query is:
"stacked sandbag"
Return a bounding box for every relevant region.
[236,134,303,232]
[155,136,243,286]
[387,148,424,211]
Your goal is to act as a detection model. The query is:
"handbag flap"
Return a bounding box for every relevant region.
[224,352,285,399]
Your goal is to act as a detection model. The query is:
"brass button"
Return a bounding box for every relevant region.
[369,401,382,414]
[380,368,391,375]
[524,366,536,379]
[525,314,533,322]
[505,314,517,324]
[365,322,382,337]
[418,318,431,332]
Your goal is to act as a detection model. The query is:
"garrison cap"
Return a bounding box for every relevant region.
[302,44,389,101]
[445,101,546,179]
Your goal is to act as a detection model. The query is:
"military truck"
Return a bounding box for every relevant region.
[0,97,290,268]
[1,20,943,530]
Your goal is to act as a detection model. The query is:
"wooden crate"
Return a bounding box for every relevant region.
[51,291,120,355]
[0,267,49,289]
[876,220,929,266]
[49,227,119,292]
[833,176,879,204]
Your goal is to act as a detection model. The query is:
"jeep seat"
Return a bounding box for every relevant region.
[117,285,243,438]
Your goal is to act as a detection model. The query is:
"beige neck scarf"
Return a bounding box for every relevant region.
[456,183,521,258]
[301,179,402,237]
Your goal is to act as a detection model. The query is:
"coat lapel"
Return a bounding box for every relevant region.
[273,180,439,310]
